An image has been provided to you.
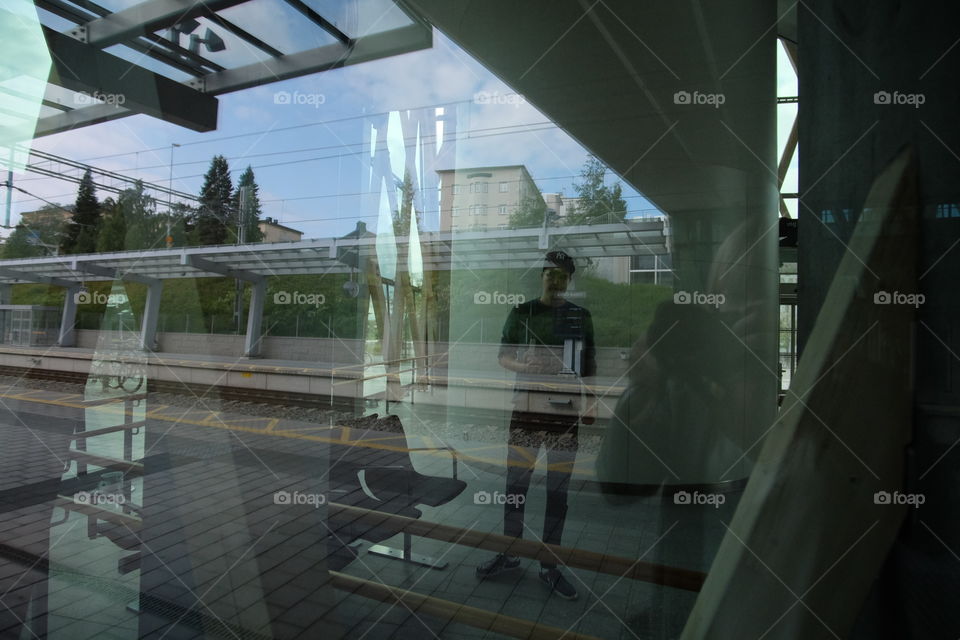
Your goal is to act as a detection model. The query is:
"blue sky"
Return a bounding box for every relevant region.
[6,5,797,239]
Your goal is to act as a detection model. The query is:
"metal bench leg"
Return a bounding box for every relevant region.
[367,532,448,570]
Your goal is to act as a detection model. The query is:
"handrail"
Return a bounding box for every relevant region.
[328,502,705,591]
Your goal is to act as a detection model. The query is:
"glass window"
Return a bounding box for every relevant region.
[6,3,930,639]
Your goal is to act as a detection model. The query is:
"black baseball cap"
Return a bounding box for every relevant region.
[543,250,575,276]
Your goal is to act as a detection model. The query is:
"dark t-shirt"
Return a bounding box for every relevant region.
[498,298,597,383]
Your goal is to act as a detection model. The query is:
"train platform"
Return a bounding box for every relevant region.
[0,382,736,639]
[0,343,627,419]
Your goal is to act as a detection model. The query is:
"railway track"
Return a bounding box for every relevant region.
[0,364,612,438]
[0,365,352,411]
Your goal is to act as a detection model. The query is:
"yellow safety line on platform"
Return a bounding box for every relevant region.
[0,390,597,475]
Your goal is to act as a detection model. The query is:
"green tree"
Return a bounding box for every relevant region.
[4,204,69,257]
[566,156,628,225]
[195,155,233,246]
[95,183,164,252]
[96,197,125,253]
[508,193,553,229]
[3,225,45,258]
[159,202,193,247]
[233,166,264,243]
[62,168,101,254]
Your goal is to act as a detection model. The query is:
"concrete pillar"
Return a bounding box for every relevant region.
[244,279,265,357]
[58,285,80,347]
[139,280,163,352]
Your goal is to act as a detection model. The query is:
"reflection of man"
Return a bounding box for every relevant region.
[475,251,596,600]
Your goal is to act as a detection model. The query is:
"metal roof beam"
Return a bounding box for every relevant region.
[181,254,263,283]
[69,0,250,48]
[192,23,431,95]
[282,0,352,46]
[72,260,160,285]
[38,23,218,132]
[0,268,78,288]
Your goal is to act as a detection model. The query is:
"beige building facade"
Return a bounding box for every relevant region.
[437,165,544,232]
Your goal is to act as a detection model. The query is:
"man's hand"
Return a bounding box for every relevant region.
[523,349,563,374]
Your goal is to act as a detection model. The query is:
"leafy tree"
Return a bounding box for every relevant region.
[95,183,164,252]
[62,168,101,254]
[195,155,233,246]
[3,225,46,258]
[96,197,125,253]
[566,156,628,225]
[233,166,264,243]
[508,193,554,229]
[158,203,192,247]
[4,204,70,257]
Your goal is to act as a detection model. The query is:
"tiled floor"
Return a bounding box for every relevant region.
[0,384,740,639]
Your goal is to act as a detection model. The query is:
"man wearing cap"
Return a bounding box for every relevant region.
[475,250,596,600]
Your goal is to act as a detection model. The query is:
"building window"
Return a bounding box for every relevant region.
[471,182,488,193]
[470,204,485,216]
[499,181,509,193]
[451,207,461,217]
[497,224,507,230]
[498,205,508,215]
[453,183,462,194]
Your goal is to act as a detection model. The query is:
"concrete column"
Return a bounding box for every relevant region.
[58,285,80,347]
[244,279,265,357]
[139,280,163,352]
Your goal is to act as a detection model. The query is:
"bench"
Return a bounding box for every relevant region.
[326,413,466,569]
